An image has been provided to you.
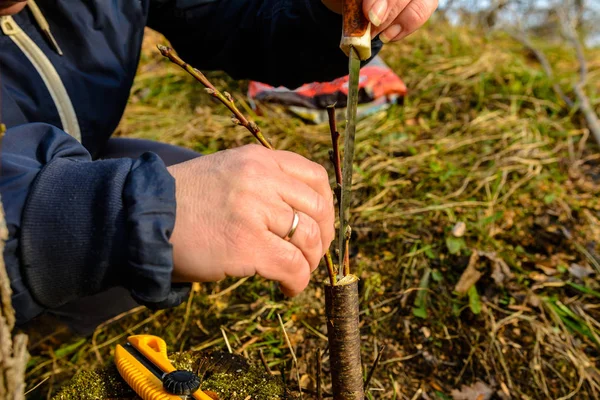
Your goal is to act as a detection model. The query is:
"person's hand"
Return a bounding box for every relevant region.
[0,0,27,16]
[167,144,335,297]
[322,0,438,43]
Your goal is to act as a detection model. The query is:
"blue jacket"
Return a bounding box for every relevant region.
[1,0,382,324]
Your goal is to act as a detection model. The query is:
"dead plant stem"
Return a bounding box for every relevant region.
[278,314,302,399]
[343,226,351,276]
[325,252,337,286]
[364,345,385,391]
[316,348,323,400]
[259,349,273,375]
[221,327,232,353]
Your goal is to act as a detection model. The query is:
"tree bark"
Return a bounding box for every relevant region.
[325,275,363,400]
[0,129,29,400]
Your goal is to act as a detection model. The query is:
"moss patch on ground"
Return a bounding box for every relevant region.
[53,351,291,400]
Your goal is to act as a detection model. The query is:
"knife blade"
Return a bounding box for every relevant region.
[338,0,371,279]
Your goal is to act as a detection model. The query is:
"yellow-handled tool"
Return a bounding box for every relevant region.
[115,335,214,400]
[338,0,371,273]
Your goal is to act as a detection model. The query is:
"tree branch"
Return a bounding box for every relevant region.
[326,105,343,195]
[558,7,600,146]
[158,46,273,150]
[506,30,575,108]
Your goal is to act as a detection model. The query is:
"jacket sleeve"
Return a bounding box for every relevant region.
[147,0,383,89]
[1,123,189,325]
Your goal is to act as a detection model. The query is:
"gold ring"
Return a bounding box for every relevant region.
[283,210,300,241]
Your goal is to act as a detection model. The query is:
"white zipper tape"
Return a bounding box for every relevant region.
[1,16,81,142]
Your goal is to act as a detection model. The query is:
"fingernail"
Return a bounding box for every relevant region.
[368,0,387,27]
[380,24,402,43]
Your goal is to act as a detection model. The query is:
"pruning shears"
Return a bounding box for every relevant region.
[115,335,214,400]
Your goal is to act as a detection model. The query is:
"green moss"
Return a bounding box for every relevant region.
[52,365,134,400]
[180,351,295,400]
[53,351,293,400]
[201,365,287,400]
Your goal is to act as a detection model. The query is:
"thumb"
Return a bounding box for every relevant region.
[363,0,388,26]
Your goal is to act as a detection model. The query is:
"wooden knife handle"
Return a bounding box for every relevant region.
[340,0,371,60]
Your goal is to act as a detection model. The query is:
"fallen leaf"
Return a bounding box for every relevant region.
[528,272,548,282]
[455,252,482,294]
[452,221,467,237]
[479,251,513,286]
[569,263,595,279]
[300,374,311,388]
[536,262,558,276]
[451,381,494,400]
[528,294,541,308]
[421,326,431,338]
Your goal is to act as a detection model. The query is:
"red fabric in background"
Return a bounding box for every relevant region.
[248,57,407,109]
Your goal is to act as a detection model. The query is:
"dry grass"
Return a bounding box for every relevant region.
[24,20,600,400]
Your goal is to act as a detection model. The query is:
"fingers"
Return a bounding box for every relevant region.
[272,178,335,255]
[325,0,436,43]
[232,144,334,255]
[363,0,389,27]
[270,208,323,273]
[270,150,335,254]
[259,233,312,297]
[227,145,337,296]
[368,0,410,36]
[379,0,438,42]
[272,150,334,207]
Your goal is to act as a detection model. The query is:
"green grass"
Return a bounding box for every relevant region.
[25,20,600,399]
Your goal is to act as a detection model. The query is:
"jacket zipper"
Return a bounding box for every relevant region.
[0,16,81,142]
